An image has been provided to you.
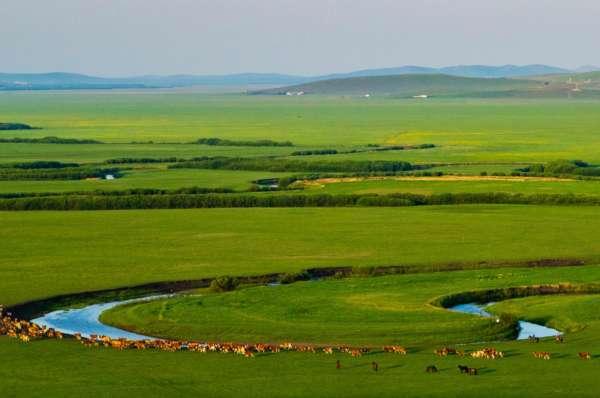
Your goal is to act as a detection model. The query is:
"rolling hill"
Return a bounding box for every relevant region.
[253,72,600,98]
[252,74,543,97]
[0,65,590,91]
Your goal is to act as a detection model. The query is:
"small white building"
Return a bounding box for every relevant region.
[413,94,429,99]
[105,174,115,180]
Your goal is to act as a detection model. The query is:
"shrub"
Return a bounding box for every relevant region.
[209,276,240,292]
[278,271,311,284]
[194,138,293,147]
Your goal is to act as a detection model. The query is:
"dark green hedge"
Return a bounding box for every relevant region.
[1,192,600,211]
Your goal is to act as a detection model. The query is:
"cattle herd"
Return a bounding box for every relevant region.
[0,304,595,375]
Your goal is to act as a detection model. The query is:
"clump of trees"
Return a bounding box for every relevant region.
[210,276,240,292]
[0,123,36,130]
[105,157,182,164]
[0,165,121,180]
[278,271,311,284]
[193,138,294,147]
[517,160,600,177]
[11,161,80,169]
[291,149,339,156]
[0,136,102,144]
[170,157,417,173]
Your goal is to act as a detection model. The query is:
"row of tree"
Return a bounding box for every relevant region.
[193,137,294,147]
[0,167,120,180]
[170,157,417,173]
[0,136,102,144]
[1,192,599,211]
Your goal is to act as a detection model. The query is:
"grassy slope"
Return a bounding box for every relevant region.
[3,205,600,306]
[255,74,539,96]
[101,267,600,346]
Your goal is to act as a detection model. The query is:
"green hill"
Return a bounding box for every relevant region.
[253,73,600,98]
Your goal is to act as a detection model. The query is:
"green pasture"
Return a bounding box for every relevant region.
[0,143,292,163]
[3,205,600,306]
[305,177,600,196]
[2,93,600,163]
[3,266,600,397]
[1,335,598,398]
[0,168,287,193]
[102,267,600,346]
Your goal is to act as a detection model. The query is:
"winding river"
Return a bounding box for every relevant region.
[30,293,561,342]
[450,302,561,340]
[31,296,170,341]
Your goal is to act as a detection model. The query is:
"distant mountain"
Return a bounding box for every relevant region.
[0,72,309,90]
[253,74,541,97]
[573,65,600,73]
[315,65,570,80]
[0,65,593,91]
[437,64,569,78]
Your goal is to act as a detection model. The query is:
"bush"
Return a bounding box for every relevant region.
[194,138,293,147]
[209,276,240,292]
[278,271,311,284]
[0,123,35,130]
[0,136,101,144]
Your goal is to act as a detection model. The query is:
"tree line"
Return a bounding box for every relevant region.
[2,191,600,211]
[0,136,102,144]
[0,123,37,130]
[170,157,418,173]
[192,138,294,147]
[0,166,121,180]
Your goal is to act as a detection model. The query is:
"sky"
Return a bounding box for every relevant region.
[1,0,599,76]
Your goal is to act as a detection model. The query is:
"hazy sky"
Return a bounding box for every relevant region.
[2,0,599,76]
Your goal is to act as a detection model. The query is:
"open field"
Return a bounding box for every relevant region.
[2,335,598,398]
[102,267,600,346]
[0,168,287,193]
[3,93,600,163]
[3,91,600,397]
[303,176,600,196]
[3,205,600,305]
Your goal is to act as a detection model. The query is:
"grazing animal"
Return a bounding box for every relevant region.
[468,367,478,376]
[372,362,379,372]
[578,352,591,360]
[555,335,564,343]
[458,365,469,374]
[528,335,540,343]
[532,351,551,360]
[470,347,503,359]
[383,345,407,355]
[426,365,438,373]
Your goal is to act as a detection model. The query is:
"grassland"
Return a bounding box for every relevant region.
[102,267,600,346]
[3,93,600,164]
[303,177,600,196]
[0,168,287,193]
[3,91,600,397]
[3,205,600,306]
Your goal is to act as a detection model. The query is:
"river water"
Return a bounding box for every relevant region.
[31,296,168,341]
[450,302,561,340]
[30,294,561,342]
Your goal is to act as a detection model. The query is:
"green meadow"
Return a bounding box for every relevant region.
[3,205,600,306]
[2,91,600,397]
[2,93,600,163]
[102,267,600,346]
